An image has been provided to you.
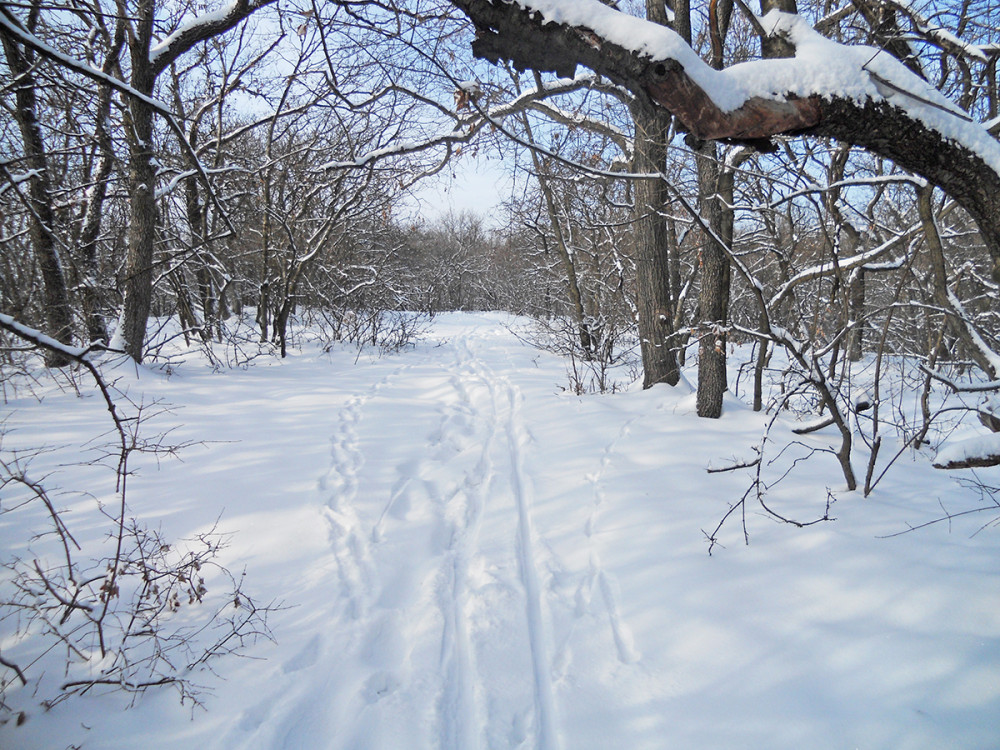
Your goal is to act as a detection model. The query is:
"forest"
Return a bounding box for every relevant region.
[2,0,1000,746]
[3,0,1000,432]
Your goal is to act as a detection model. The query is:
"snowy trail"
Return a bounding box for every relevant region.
[7,312,1000,750]
[222,315,1000,750]
[431,334,495,750]
[582,416,642,666]
[262,318,572,750]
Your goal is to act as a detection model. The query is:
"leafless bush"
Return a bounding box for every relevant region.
[519,315,640,394]
[142,313,274,371]
[314,308,431,355]
[0,316,274,726]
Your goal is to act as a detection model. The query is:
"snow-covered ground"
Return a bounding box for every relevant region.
[2,312,999,749]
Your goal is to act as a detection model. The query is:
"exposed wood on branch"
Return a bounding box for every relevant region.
[642,59,822,140]
[933,452,1000,469]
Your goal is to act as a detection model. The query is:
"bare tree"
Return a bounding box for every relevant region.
[1,6,74,365]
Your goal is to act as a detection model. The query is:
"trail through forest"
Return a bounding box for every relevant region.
[2,313,999,750]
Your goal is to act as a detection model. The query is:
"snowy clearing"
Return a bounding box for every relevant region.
[2,312,999,749]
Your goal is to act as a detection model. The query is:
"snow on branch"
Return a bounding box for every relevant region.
[0,313,94,361]
[317,74,613,172]
[0,313,128,463]
[0,9,173,118]
[0,11,238,237]
[881,0,991,65]
[456,0,996,164]
[524,100,631,154]
[148,0,278,75]
[769,227,922,310]
[933,434,1000,469]
[451,0,1000,279]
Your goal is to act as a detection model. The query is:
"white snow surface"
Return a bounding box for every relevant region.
[2,313,999,749]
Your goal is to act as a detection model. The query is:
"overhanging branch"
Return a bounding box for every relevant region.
[449,0,1000,277]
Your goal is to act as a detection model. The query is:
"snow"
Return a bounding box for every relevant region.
[2,313,1000,749]
[887,0,989,63]
[0,312,91,359]
[934,432,1000,468]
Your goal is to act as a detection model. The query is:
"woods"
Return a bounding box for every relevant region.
[3,0,1000,737]
[2,0,998,417]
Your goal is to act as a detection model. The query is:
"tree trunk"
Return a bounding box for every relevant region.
[629,0,681,388]
[632,101,680,387]
[694,143,731,417]
[1,30,74,366]
[753,320,768,411]
[119,0,157,362]
[183,167,216,343]
[917,184,997,379]
[74,20,124,346]
[258,176,272,342]
[76,123,114,345]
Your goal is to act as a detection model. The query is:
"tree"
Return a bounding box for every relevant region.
[1,5,75,366]
[631,0,682,389]
[449,0,1000,288]
[115,0,278,362]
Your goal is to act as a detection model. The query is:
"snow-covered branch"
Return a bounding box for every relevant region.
[149,0,279,76]
[0,313,93,361]
[318,73,618,172]
[768,228,922,310]
[0,9,237,239]
[450,0,1000,279]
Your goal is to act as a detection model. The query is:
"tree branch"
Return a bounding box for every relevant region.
[449,0,1000,278]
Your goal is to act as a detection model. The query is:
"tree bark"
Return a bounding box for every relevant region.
[628,0,682,388]
[759,0,798,58]
[632,100,680,386]
[73,16,125,346]
[917,184,997,379]
[1,27,74,366]
[694,143,733,418]
[119,0,158,362]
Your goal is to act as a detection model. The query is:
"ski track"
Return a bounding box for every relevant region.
[255,327,573,750]
[503,376,561,750]
[422,330,564,750]
[445,333,565,750]
[432,334,494,750]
